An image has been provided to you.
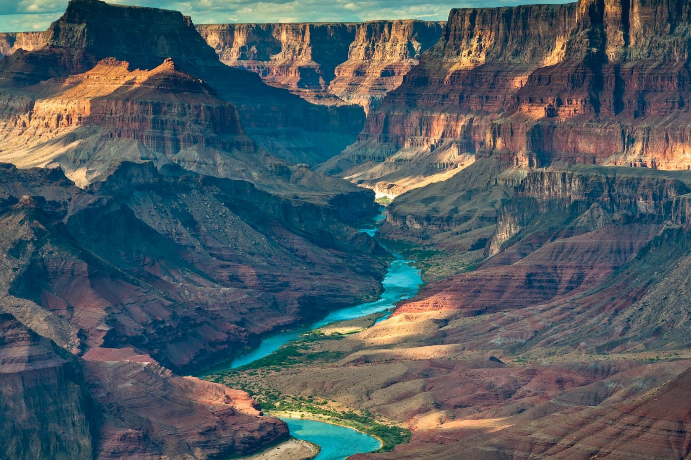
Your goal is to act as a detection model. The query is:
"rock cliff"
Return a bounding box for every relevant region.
[197,20,443,111]
[0,311,290,460]
[0,57,257,185]
[0,0,365,165]
[329,0,691,195]
[0,32,44,57]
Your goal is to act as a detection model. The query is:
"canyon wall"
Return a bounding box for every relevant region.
[0,32,44,57]
[197,20,443,111]
[0,0,366,165]
[328,0,691,194]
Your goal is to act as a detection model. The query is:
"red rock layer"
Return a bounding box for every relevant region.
[351,362,691,460]
[337,0,691,188]
[0,0,366,165]
[338,166,691,460]
[0,57,257,185]
[197,20,443,111]
[0,313,92,460]
[0,313,289,459]
[83,348,288,460]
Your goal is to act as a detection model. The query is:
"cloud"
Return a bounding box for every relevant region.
[0,0,573,32]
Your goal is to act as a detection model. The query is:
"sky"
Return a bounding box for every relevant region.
[0,0,573,32]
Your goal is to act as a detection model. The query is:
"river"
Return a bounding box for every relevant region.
[280,418,383,460]
[231,209,423,459]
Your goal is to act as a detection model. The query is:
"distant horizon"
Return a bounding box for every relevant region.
[0,0,573,33]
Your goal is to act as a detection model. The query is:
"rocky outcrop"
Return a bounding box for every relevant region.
[199,23,357,92]
[328,21,445,111]
[0,32,45,57]
[488,166,691,254]
[0,313,93,460]
[83,348,289,460]
[0,0,366,165]
[330,0,691,193]
[197,20,443,111]
[0,57,255,185]
[0,312,289,460]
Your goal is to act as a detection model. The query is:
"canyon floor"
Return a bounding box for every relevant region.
[208,163,691,459]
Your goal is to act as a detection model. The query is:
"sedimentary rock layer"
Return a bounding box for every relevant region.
[330,0,691,194]
[0,0,365,165]
[197,20,443,111]
[0,32,44,57]
[229,165,691,460]
[0,157,385,457]
[0,312,289,460]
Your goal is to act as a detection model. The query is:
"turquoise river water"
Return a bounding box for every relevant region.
[230,210,423,459]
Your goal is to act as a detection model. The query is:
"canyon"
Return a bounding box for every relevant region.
[0,0,387,458]
[204,1,691,459]
[1,0,691,459]
[220,164,691,460]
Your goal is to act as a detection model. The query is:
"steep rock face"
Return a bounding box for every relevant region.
[199,23,357,92]
[82,349,289,460]
[0,313,288,460]
[329,21,445,112]
[488,166,691,254]
[0,313,92,460]
[197,20,443,111]
[0,57,254,185]
[44,0,219,74]
[0,0,366,165]
[332,0,691,194]
[0,32,45,57]
[395,167,691,320]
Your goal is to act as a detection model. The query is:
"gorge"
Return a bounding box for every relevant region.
[1,0,691,459]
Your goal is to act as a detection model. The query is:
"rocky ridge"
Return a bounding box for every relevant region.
[0,0,365,166]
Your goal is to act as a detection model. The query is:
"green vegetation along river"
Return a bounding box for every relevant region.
[215,209,422,459]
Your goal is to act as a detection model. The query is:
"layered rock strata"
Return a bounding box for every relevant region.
[197,20,444,111]
[0,158,384,457]
[0,32,44,57]
[0,0,365,165]
[223,165,691,460]
[0,312,289,460]
[328,0,691,194]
